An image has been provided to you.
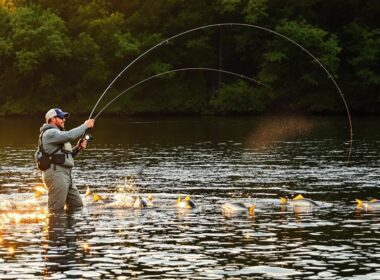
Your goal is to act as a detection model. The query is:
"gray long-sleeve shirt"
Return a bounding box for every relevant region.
[39,123,87,168]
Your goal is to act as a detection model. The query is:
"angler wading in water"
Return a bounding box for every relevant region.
[36,108,95,211]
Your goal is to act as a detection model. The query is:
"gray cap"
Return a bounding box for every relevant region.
[45,108,70,121]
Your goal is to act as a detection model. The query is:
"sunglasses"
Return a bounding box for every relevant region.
[55,116,65,120]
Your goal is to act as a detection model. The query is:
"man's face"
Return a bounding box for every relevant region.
[52,116,65,129]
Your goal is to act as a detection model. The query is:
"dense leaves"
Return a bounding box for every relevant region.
[0,0,379,115]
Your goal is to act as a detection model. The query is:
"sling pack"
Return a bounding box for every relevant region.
[35,128,63,171]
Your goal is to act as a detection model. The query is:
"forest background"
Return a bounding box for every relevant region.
[0,0,379,116]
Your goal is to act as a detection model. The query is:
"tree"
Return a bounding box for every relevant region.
[0,4,71,114]
[343,23,380,112]
[0,0,379,115]
[257,20,342,112]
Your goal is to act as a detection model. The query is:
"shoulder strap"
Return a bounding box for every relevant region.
[39,128,63,156]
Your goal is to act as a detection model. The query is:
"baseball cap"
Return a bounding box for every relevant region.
[45,108,70,121]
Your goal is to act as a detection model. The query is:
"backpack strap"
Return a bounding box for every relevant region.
[39,128,63,156]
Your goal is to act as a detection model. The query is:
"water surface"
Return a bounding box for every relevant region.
[0,116,379,279]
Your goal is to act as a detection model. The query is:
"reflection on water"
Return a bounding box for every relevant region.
[0,116,379,279]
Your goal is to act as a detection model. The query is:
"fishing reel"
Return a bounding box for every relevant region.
[78,133,93,150]
[83,133,93,142]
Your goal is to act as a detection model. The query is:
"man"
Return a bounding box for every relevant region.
[39,108,95,211]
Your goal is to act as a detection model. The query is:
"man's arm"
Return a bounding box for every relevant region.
[46,124,88,145]
[45,119,95,145]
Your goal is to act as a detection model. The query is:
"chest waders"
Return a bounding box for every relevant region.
[41,129,84,211]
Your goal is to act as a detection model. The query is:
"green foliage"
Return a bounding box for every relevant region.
[0,0,379,115]
[244,0,268,23]
[144,61,173,76]
[259,20,341,84]
[0,6,13,61]
[256,20,343,112]
[210,81,271,113]
[10,6,71,74]
[0,4,73,113]
[71,32,108,83]
[341,23,380,112]
[219,0,242,13]
[346,23,380,86]
[118,78,205,114]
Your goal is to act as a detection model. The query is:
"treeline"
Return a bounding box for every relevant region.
[0,0,379,115]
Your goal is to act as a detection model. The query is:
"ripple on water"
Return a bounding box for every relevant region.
[64,270,102,278]
[309,245,355,252]
[342,272,380,280]
[226,265,302,277]
[1,128,380,279]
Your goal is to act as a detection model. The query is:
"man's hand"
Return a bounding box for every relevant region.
[76,138,88,153]
[79,139,88,150]
[84,119,95,128]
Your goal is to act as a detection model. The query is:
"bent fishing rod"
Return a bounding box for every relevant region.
[80,67,267,146]
[93,67,270,119]
[90,67,269,180]
[88,22,352,162]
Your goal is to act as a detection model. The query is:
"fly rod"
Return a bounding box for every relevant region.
[93,67,269,119]
[89,23,352,162]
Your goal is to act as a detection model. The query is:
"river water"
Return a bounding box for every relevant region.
[0,116,379,279]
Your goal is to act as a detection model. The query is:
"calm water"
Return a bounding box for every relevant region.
[0,116,379,279]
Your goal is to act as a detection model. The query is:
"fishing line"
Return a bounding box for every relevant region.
[93,67,269,119]
[89,22,352,162]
